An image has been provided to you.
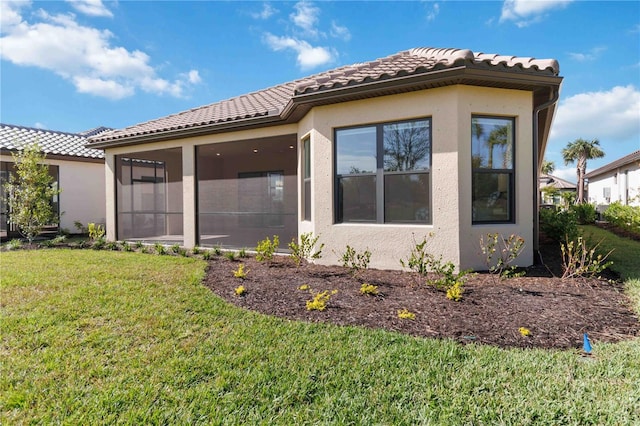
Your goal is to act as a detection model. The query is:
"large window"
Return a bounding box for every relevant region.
[471,116,515,223]
[335,118,431,224]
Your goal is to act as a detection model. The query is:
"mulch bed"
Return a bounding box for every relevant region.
[203,242,640,350]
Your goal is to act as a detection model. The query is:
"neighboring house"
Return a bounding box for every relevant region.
[585,150,640,207]
[1,124,107,238]
[539,173,576,205]
[87,47,562,271]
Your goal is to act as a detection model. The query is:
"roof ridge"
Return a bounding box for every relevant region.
[88,46,561,145]
[1,122,86,138]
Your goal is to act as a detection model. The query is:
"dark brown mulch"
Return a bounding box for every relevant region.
[203,243,640,350]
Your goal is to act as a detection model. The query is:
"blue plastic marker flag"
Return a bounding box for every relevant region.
[583,333,592,354]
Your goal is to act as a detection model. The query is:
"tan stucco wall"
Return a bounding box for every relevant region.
[1,154,105,233]
[298,85,534,271]
[103,86,535,271]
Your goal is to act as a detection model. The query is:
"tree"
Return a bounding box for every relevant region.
[561,138,605,203]
[383,123,430,171]
[541,160,555,175]
[3,143,60,244]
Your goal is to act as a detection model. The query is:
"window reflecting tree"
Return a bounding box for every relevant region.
[383,121,430,172]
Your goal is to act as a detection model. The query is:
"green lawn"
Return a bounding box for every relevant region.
[2,248,639,425]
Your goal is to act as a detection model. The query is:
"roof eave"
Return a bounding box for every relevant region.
[88,66,562,149]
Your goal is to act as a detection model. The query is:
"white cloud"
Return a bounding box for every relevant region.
[185,70,201,84]
[330,21,350,41]
[552,167,577,183]
[426,3,440,22]
[251,2,277,20]
[550,85,640,143]
[290,1,320,37]
[0,3,200,100]
[33,122,46,129]
[264,33,334,70]
[0,0,29,30]
[568,46,606,62]
[500,0,573,27]
[66,0,113,18]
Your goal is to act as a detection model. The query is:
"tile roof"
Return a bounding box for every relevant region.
[89,47,561,146]
[585,150,640,179]
[539,173,576,190]
[0,123,107,160]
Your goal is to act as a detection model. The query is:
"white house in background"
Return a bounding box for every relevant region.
[585,150,640,207]
[87,47,562,271]
[0,124,107,238]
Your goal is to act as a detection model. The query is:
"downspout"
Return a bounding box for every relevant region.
[532,88,560,264]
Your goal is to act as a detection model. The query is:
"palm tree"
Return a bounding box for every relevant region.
[561,138,605,203]
[541,160,555,175]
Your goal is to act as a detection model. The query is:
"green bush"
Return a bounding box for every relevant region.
[570,203,597,225]
[256,235,279,262]
[539,208,578,243]
[602,202,640,235]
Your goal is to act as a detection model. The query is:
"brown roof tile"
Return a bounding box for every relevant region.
[89,47,560,146]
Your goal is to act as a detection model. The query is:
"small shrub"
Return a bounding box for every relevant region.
[400,234,433,276]
[224,251,237,261]
[88,223,105,241]
[238,248,248,258]
[73,220,87,234]
[603,202,640,235]
[306,290,337,311]
[235,285,246,296]
[6,239,23,250]
[397,309,416,320]
[360,283,378,296]
[122,241,133,252]
[339,245,371,276]
[446,281,464,301]
[91,238,106,250]
[428,259,472,291]
[213,245,222,256]
[105,241,119,251]
[154,243,166,255]
[233,263,248,279]
[202,250,212,260]
[561,236,613,280]
[256,235,279,262]
[519,327,531,337]
[192,246,201,255]
[170,243,181,254]
[539,208,578,243]
[135,241,144,249]
[52,235,66,245]
[40,238,55,248]
[298,284,310,291]
[571,203,597,225]
[479,233,525,280]
[289,232,324,267]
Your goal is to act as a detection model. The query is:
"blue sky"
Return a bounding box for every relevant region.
[1,0,639,181]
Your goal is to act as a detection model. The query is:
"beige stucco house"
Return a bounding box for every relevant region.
[87,47,562,270]
[1,124,107,238]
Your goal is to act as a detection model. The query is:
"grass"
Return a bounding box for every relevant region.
[2,249,640,424]
[580,225,640,281]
